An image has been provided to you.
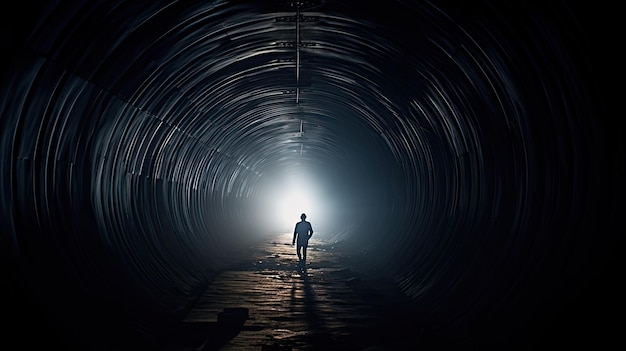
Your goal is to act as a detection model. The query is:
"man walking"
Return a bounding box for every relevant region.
[292,213,313,267]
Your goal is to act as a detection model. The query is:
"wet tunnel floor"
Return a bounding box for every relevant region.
[164,233,426,351]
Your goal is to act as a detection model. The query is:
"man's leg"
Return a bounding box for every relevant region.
[302,245,307,262]
[296,243,302,261]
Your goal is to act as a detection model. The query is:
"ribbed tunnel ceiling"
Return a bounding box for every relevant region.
[1,1,621,350]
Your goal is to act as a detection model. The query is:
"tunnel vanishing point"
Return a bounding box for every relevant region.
[1,1,622,350]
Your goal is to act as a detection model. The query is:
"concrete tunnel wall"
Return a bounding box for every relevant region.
[1,1,622,349]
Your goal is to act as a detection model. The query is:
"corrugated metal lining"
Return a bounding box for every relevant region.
[1,1,618,349]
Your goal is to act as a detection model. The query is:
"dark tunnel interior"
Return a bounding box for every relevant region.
[1,1,623,350]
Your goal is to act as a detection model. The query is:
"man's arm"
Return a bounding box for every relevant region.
[292,226,297,245]
[308,223,313,237]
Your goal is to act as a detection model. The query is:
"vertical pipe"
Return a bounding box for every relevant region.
[296,2,300,105]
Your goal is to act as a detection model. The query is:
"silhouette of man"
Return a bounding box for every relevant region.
[292,213,313,265]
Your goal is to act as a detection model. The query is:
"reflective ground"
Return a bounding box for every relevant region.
[165,232,422,350]
[161,232,533,351]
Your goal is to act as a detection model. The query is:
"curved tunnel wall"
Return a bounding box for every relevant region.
[1,1,621,348]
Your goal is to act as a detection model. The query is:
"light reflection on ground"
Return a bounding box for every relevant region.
[177,232,418,350]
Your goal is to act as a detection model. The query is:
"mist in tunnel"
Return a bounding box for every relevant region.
[1,0,622,349]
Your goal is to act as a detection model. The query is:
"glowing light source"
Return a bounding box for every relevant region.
[254,168,332,235]
[275,180,316,230]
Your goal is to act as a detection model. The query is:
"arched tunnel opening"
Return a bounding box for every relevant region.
[1,1,621,350]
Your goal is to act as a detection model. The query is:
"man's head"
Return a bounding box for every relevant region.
[300,213,307,220]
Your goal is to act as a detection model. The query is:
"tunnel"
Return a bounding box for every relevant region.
[1,1,622,350]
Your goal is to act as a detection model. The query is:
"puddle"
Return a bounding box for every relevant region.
[271,328,308,340]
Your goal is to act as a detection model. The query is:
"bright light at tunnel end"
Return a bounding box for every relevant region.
[276,182,315,229]
[254,169,332,236]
